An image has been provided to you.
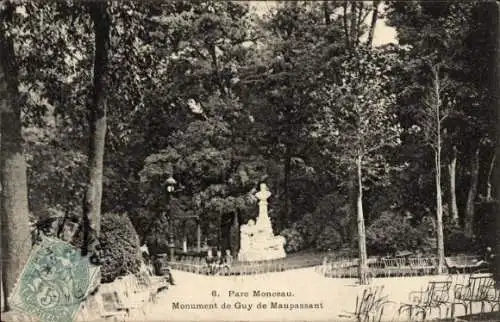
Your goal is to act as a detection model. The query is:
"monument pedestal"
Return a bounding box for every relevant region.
[237,184,286,262]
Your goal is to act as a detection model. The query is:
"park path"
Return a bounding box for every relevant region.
[2,267,475,321]
[147,267,450,321]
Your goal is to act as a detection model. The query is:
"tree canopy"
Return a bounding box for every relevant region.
[0,0,498,293]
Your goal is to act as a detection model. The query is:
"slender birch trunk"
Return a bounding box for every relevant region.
[432,65,445,274]
[367,0,380,47]
[486,153,495,201]
[465,148,480,238]
[448,146,459,224]
[356,155,368,284]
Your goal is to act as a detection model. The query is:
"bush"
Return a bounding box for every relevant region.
[366,211,423,255]
[474,201,497,251]
[280,228,304,253]
[99,213,142,283]
[292,213,319,247]
[444,228,476,255]
[291,193,352,249]
[315,225,342,251]
[311,193,352,244]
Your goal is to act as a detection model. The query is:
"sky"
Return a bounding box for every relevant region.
[248,1,398,47]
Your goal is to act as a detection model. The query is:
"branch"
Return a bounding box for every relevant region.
[364,133,400,154]
[440,114,448,123]
[367,0,381,47]
[342,1,350,48]
[230,36,263,47]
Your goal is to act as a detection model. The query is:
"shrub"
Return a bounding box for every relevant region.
[293,213,319,247]
[280,228,304,253]
[444,228,476,255]
[366,211,422,255]
[292,193,352,249]
[311,193,352,244]
[474,201,497,251]
[315,225,342,251]
[99,213,142,283]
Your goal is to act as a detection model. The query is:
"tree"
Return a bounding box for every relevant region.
[246,1,336,227]
[487,0,499,286]
[386,1,497,244]
[447,145,458,224]
[419,62,450,273]
[136,1,266,251]
[82,1,111,252]
[313,46,402,284]
[0,2,32,311]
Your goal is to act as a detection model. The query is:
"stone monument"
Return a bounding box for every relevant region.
[237,183,286,262]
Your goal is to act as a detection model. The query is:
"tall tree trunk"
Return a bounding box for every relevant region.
[465,148,480,238]
[82,2,111,253]
[355,1,365,47]
[210,44,226,97]
[486,153,495,201]
[491,0,500,287]
[283,145,292,227]
[367,0,380,47]
[435,150,445,274]
[196,218,202,251]
[433,65,445,274]
[342,1,350,49]
[356,155,368,284]
[323,1,331,25]
[448,145,459,224]
[347,174,357,243]
[349,1,358,47]
[0,4,32,310]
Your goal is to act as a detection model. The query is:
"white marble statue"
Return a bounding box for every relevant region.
[255,184,273,232]
[237,183,286,262]
[239,220,254,251]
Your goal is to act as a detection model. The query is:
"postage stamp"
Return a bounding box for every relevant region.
[8,236,99,322]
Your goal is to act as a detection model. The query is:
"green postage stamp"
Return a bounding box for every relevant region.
[8,236,100,322]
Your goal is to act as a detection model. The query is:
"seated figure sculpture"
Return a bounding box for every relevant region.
[238,184,286,262]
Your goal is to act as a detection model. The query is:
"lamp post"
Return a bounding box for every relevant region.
[166,176,177,262]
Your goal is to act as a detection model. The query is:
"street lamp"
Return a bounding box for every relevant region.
[166,176,177,261]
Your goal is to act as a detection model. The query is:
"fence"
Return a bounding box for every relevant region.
[166,253,485,278]
[168,255,325,276]
[321,255,485,279]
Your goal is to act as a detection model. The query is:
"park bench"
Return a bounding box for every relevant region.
[88,281,133,321]
[325,258,358,278]
[445,256,484,274]
[327,260,346,278]
[399,280,452,321]
[135,272,169,300]
[97,289,130,321]
[340,286,393,322]
[408,257,436,276]
[94,273,168,321]
[110,272,168,318]
[451,273,499,317]
[382,258,406,277]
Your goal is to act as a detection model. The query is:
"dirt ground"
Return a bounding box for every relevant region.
[2,267,496,322]
[142,268,488,322]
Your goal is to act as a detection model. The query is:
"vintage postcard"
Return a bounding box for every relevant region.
[1,1,499,321]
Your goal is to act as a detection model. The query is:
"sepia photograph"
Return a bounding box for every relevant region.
[0,1,499,321]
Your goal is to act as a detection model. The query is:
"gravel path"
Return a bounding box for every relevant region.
[146,267,467,321]
[2,268,481,321]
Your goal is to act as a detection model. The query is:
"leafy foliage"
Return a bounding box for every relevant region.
[313,45,403,181]
[366,211,426,255]
[99,213,141,283]
[1,0,497,272]
[316,225,343,252]
[280,227,304,253]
